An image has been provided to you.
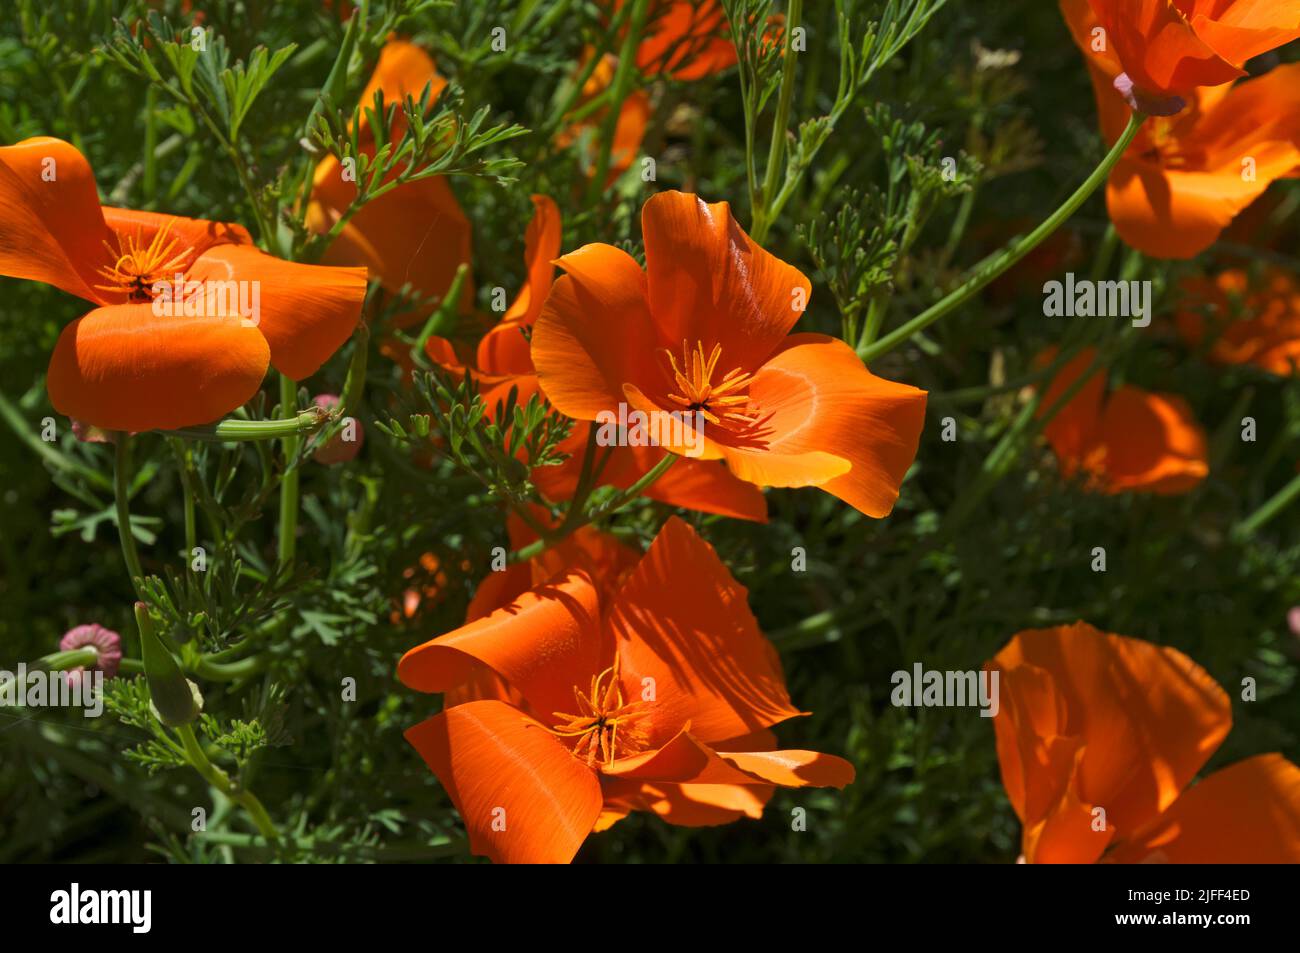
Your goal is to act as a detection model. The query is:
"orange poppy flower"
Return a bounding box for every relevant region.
[399,516,855,863]
[1177,267,1300,375]
[987,621,1300,863]
[530,191,927,518]
[427,194,768,521]
[1062,0,1300,258]
[1083,0,1300,98]
[619,0,739,80]
[306,39,473,325]
[0,137,366,432]
[1038,347,1208,494]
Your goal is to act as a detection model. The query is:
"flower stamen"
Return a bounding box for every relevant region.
[94,222,194,302]
[546,658,649,768]
[660,340,759,430]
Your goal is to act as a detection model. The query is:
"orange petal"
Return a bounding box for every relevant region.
[46,302,270,432]
[397,570,607,722]
[607,517,803,746]
[405,700,603,864]
[989,622,1232,850]
[717,749,856,789]
[1038,347,1106,476]
[1093,385,1208,494]
[600,777,772,826]
[532,243,658,420]
[634,0,737,79]
[359,38,448,111]
[0,137,111,302]
[1107,754,1300,863]
[1089,0,1244,94]
[721,334,927,517]
[188,244,366,380]
[641,191,811,372]
[1186,1,1300,70]
[474,194,562,376]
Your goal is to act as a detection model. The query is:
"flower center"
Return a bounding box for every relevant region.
[94,223,193,302]
[660,340,758,431]
[547,660,649,768]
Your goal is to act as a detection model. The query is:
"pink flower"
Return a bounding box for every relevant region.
[59,623,123,685]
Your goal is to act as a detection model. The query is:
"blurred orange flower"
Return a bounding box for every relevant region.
[0,138,366,432]
[620,0,738,80]
[1062,0,1300,258]
[306,39,473,326]
[987,621,1300,863]
[556,51,652,183]
[1038,347,1208,494]
[1084,0,1300,98]
[532,190,928,517]
[1177,267,1300,375]
[427,194,769,521]
[399,516,855,864]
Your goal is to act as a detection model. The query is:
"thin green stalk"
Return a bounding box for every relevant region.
[858,113,1147,363]
[510,452,677,562]
[277,374,302,572]
[176,723,280,843]
[114,434,147,599]
[1236,471,1300,538]
[752,0,803,244]
[159,410,328,443]
[585,0,650,202]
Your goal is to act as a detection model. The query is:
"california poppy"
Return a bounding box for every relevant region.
[399,516,855,863]
[1083,0,1300,99]
[1038,347,1208,494]
[427,193,769,521]
[0,137,366,432]
[619,0,739,80]
[1177,267,1300,375]
[306,39,473,324]
[987,621,1300,863]
[1062,0,1300,258]
[531,190,927,518]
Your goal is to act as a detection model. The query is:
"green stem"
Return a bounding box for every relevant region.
[510,452,677,562]
[1236,471,1300,538]
[277,374,302,572]
[585,0,650,202]
[158,410,328,443]
[857,113,1147,363]
[114,434,147,599]
[176,723,280,842]
[752,0,803,244]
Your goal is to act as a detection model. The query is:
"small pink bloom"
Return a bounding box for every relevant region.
[311,393,365,465]
[1289,607,1300,639]
[59,623,123,682]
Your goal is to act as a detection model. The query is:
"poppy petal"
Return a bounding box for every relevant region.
[721,334,927,517]
[989,622,1232,845]
[188,244,366,380]
[1107,754,1300,863]
[397,570,606,722]
[1093,385,1208,494]
[600,778,772,826]
[405,700,603,864]
[46,302,270,432]
[641,191,811,372]
[0,137,111,302]
[532,243,659,419]
[607,516,803,746]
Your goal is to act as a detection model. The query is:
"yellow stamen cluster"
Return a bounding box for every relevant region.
[548,660,649,768]
[661,340,758,430]
[94,223,193,301]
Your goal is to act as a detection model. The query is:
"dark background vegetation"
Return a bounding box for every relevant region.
[0,0,1296,862]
